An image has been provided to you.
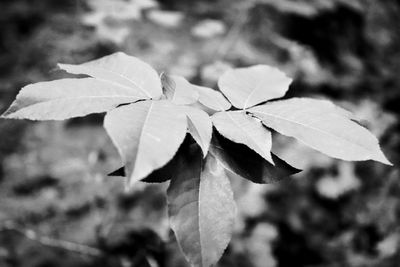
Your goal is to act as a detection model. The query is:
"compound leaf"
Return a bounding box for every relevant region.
[59,52,162,99]
[194,86,231,112]
[210,132,301,183]
[104,100,187,188]
[212,111,273,163]
[249,98,392,165]
[161,74,199,105]
[167,146,236,267]
[218,65,292,109]
[1,78,143,120]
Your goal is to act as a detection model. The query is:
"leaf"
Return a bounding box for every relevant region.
[194,86,231,111]
[293,97,356,119]
[212,111,273,163]
[1,78,142,120]
[59,52,162,99]
[107,135,196,183]
[218,65,292,109]
[161,73,199,105]
[249,98,392,165]
[104,100,187,188]
[181,106,212,157]
[210,132,301,184]
[167,146,236,267]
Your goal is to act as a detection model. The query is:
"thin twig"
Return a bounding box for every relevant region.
[0,221,102,257]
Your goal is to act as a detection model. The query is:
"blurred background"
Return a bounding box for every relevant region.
[0,0,399,266]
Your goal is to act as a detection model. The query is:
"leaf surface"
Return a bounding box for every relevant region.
[249,98,391,165]
[218,65,292,109]
[181,106,212,157]
[1,78,143,120]
[107,135,196,183]
[210,132,301,183]
[212,111,273,163]
[104,100,187,187]
[167,146,236,267]
[162,74,199,105]
[194,86,231,111]
[59,52,162,99]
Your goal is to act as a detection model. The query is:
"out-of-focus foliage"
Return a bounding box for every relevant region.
[0,0,399,267]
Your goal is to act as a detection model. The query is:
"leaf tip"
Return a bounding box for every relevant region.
[375,151,393,166]
[265,153,275,166]
[0,109,17,120]
[0,112,7,119]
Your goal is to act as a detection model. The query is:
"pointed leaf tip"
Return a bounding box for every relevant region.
[212,111,274,164]
[104,100,187,188]
[210,131,300,184]
[181,106,212,158]
[108,136,199,183]
[1,78,144,121]
[374,149,392,166]
[249,98,392,165]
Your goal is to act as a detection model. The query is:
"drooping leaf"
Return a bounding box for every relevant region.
[104,100,187,188]
[167,145,236,267]
[161,73,199,105]
[249,98,392,165]
[107,135,196,183]
[218,65,292,109]
[1,78,143,120]
[209,132,301,183]
[194,86,231,112]
[181,106,212,157]
[59,52,162,99]
[212,111,273,163]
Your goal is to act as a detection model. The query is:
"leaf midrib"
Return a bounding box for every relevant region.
[243,82,263,109]
[250,109,373,155]
[12,95,140,114]
[66,64,154,98]
[93,65,153,97]
[131,101,154,183]
[223,111,269,160]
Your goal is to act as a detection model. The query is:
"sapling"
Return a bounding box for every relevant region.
[1,52,391,267]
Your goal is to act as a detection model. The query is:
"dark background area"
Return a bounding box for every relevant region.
[0,0,399,266]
